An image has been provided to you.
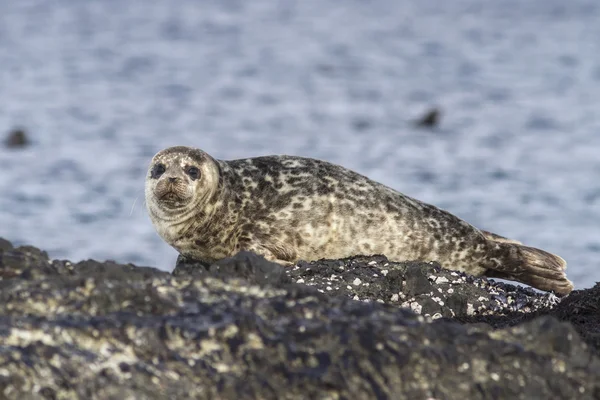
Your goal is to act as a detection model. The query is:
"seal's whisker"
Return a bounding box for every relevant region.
[129,187,148,216]
[130,196,139,216]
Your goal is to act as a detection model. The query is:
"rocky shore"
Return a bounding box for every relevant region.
[1,238,599,399]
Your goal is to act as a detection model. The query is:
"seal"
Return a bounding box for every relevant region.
[145,146,573,295]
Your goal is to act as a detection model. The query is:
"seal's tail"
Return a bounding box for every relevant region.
[485,241,573,296]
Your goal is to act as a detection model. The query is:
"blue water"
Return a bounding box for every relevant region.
[1,0,599,289]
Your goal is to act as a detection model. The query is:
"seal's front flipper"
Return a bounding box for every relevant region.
[239,238,297,267]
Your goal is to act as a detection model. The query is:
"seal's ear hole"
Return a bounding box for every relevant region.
[151,164,166,179]
[186,166,200,180]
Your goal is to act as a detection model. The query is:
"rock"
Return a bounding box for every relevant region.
[4,128,30,148]
[404,263,434,296]
[1,241,599,399]
[459,283,600,356]
[0,239,51,279]
[0,237,13,251]
[173,251,292,287]
[14,245,49,261]
[550,284,600,351]
[172,253,211,275]
[286,255,561,319]
[415,107,441,128]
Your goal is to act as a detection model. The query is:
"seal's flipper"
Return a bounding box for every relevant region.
[239,237,297,267]
[485,243,573,296]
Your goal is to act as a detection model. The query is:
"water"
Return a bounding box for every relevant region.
[1,0,599,289]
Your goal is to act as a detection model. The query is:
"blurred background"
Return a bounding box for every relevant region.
[0,0,598,288]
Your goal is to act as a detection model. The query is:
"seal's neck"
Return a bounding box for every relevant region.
[168,165,233,239]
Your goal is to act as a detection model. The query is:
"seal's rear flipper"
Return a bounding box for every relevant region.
[485,243,573,296]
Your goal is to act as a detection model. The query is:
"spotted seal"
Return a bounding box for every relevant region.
[145,146,573,295]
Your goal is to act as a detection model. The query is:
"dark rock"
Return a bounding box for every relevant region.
[459,283,600,356]
[404,263,434,295]
[15,245,49,261]
[286,255,560,319]
[0,237,14,251]
[172,253,212,275]
[415,107,441,128]
[1,244,599,399]
[446,291,469,316]
[73,259,170,281]
[4,128,30,148]
[173,251,292,287]
[0,243,51,280]
[550,284,600,351]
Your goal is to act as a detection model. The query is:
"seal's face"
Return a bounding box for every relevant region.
[149,157,198,208]
[144,146,220,218]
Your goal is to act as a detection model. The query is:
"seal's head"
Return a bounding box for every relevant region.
[144,146,221,220]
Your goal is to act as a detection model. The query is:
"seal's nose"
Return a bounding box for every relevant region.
[168,177,177,183]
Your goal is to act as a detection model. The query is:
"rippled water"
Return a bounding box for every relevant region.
[1,0,599,288]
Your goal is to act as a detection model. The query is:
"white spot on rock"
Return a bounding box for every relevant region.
[410,302,422,314]
[467,303,475,315]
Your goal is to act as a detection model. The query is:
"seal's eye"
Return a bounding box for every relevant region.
[186,166,200,180]
[151,164,166,178]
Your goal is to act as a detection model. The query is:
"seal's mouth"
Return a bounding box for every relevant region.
[156,190,188,208]
[154,179,191,209]
[160,192,181,201]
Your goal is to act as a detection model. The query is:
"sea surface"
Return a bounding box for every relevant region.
[1,0,599,289]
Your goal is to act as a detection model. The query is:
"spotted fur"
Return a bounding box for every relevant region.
[145,146,573,295]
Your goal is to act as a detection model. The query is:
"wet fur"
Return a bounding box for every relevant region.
[145,146,573,295]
